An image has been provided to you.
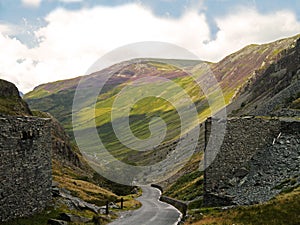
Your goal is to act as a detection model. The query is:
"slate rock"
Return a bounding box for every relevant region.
[234,167,249,178]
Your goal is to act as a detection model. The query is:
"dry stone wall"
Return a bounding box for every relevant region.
[0,114,52,222]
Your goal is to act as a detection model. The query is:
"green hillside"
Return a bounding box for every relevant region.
[24,34,300,175]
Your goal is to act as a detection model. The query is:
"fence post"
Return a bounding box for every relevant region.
[106,201,109,215]
[121,198,124,209]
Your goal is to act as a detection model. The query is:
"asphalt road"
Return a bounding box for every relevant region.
[109,186,182,225]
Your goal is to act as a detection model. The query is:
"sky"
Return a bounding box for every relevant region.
[0,0,300,93]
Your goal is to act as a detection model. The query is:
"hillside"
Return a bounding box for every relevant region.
[229,37,300,118]
[24,35,300,178]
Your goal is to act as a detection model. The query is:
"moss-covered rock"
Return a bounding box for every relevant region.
[0,79,32,116]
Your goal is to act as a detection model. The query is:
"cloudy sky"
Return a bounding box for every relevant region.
[1,0,300,93]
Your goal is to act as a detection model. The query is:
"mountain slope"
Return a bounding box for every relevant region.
[24,34,300,170]
[228,37,300,118]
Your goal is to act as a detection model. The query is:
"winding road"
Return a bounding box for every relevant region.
[109,186,182,225]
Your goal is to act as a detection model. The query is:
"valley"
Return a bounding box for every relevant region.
[0,34,299,225]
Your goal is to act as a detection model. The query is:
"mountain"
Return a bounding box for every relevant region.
[25,35,300,123]
[24,34,300,171]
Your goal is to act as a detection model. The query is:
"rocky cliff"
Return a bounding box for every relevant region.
[229,37,300,118]
[0,79,32,116]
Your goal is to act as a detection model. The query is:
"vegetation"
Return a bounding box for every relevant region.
[186,187,300,225]
[0,200,113,225]
[289,92,300,109]
[164,170,203,201]
[0,96,31,116]
[52,158,140,207]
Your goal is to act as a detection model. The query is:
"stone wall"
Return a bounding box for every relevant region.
[203,117,300,206]
[0,115,52,222]
[151,184,188,217]
[159,196,187,217]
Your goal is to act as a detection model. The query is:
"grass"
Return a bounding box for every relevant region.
[115,189,143,210]
[52,158,139,204]
[148,61,179,71]
[0,198,114,225]
[0,96,30,116]
[24,87,51,99]
[164,170,204,201]
[53,175,117,205]
[186,187,300,225]
[161,151,204,200]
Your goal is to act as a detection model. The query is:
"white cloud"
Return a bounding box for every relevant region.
[0,24,13,35]
[0,32,34,90]
[22,0,42,8]
[0,4,300,93]
[202,8,300,60]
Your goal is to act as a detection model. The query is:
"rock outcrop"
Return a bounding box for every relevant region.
[0,79,20,98]
[229,37,300,117]
[0,79,32,116]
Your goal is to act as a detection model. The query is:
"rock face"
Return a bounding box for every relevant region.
[0,79,20,98]
[230,37,300,117]
[0,115,52,222]
[203,117,300,206]
[0,79,32,116]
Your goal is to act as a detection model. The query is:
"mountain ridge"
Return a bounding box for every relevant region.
[24,34,300,133]
[25,34,300,97]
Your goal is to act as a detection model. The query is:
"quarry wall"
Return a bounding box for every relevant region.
[203,117,300,206]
